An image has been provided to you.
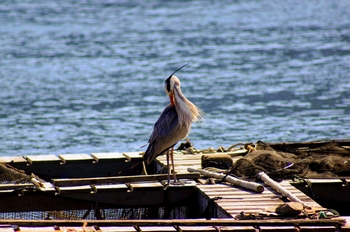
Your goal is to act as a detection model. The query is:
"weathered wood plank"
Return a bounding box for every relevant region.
[0,219,345,227]
[56,185,92,194]
[98,226,137,232]
[139,226,177,231]
[52,173,200,187]
[179,226,216,231]
[217,226,256,231]
[340,216,350,232]
[0,156,27,163]
[91,152,125,161]
[59,154,94,163]
[17,226,57,231]
[259,226,297,232]
[24,155,61,164]
[95,184,128,191]
[217,201,285,206]
[299,226,336,232]
[300,179,343,186]
[0,183,34,190]
[128,181,163,189]
[157,154,203,161]
[123,152,143,161]
[227,209,264,214]
[0,225,16,232]
[58,226,96,231]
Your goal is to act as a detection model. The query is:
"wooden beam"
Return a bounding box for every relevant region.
[52,173,200,187]
[0,218,345,227]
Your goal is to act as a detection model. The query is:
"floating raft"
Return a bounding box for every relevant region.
[0,140,349,231]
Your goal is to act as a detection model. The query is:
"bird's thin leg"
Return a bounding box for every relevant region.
[166,149,170,185]
[170,146,177,183]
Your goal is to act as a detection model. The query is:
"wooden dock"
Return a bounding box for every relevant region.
[0,147,348,231]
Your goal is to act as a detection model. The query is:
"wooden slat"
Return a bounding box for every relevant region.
[303,179,343,186]
[217,226,256,231]
[219,205,272,211]
[179,226,216,231]
[17,226,57,231]
[0,156,27,163]
[217,200,285,206]
[259,226,297,232]
[53,173,200,187]
[128,181,163,189]
[299,226,336,232]
[0,219,345,227]
[340,216,350,232]
[0,183,34,190]
[139,226,177,231]
[91,152,124,161]
[227,209,264,215]
[158,154,203,161]
[0,225,16,232]
[56,185,92,194]
[95,184,128,191]
[123,152,142,161]
[98,226,137,232]
[59,154,94,163]
[24,155,61,164]
[59,226,96,231]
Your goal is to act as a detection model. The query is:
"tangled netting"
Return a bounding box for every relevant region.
[229,141,350,180]
[0,163,32,183]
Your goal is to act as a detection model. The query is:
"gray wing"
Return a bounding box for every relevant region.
[144,104,188,165]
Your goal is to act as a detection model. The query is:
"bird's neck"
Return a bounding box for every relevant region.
[173,87,201,128]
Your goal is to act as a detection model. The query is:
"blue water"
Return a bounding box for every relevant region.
[0,1,350,156]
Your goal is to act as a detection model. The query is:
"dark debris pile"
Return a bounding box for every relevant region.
[229,140,350,180]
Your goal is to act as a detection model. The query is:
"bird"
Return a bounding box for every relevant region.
[143,64,204,185]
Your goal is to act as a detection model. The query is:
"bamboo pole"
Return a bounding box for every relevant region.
[187,167,264,193]
[258,172,311,209]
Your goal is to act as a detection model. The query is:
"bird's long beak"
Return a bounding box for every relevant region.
[169,92,175,106]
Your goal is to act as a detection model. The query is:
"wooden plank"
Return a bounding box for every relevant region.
[0,183,34,190]
[95,184,128,191]
[0,219,345,227]
[53,173,200,187]
[17,226,57,231]
[172,160,202,165]
[91,152,125,161]
[0,225,16,232]
[220,205,272,211]
[157,154,203,161]
[340,216,350,232]
[98,226,137,232]
[56,185,92,194]
[179,226,216,231]
[217,201,285,206]
[59,154,94,163]
[299,226,336,232]
[0,156,27,163]
[123,152,142,161]
[24,155,61,164]
[139,226,177,231]
[128,181,163,189]
[259,226,297,232]
[227,209,264,215]
[303,179,343,186]
[217,226,256,231]
[59,226,96,231]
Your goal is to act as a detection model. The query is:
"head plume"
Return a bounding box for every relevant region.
[165,63,188,93]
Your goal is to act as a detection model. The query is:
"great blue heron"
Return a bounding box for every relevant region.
[143,64,204,184]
